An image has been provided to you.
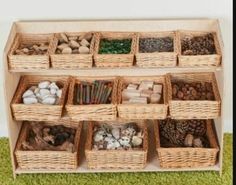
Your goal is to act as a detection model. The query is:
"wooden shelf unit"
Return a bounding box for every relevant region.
[3,19,225,178]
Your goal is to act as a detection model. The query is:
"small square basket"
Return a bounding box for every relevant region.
[94,32,137,68]
[177,30,222,67]
[154,119,219,168]
[50,32,95,69]
[15,120,82,170]
[117,76,168,119]
[166,72,221,119]
[66,76,119,121]
[85,120,148,169]
[8,33,55,70]
[136,31,178,68]
[11,75,70,121]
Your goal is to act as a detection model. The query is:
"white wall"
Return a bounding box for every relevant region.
[0,0,232,136]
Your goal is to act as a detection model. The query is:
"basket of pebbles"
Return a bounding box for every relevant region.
[8,33,55,70]
[166,72,221,119]
[66,76,119,121]
[177,31,222,67]
[94,32,137,68]
[85,120,148,169]
[11,75,70,121]
[154,119,219,168]
[136,32,178,67]
[50,32,95,69]
[15,120,82,170]
[117,76,168,119]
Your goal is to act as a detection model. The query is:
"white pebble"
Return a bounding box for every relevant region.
[38,81,50,89]
[23,97,38,104]
[34,88,40,94]
[42,97,56,105]
[111,128,120,139]
[49,82,59,90]
[22,89,34,98]
[56,89,62,98]
[94,133,104,142]
[39,89,50,97]
[50,88,57,95]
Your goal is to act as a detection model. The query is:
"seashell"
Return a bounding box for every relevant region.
[193,138,203,148]
[42,97,56,105]
[22,48,29,53]
[22,89,34,98]
[23,97,38,104]
[62,47,72,54]
[39,89,50,97]
[38,81,50,89]
[57,43,69,50]
[107,140,121,150]
[56,89,62,98]
[111,128,120,139]
[69,40,80,48]
[94,133,104,142]
[119,136,130,147]
[79,46,90,54]
[80,39,90,47]
[184,134,194,147]
[60,33,68,43]
[132,136,143,146]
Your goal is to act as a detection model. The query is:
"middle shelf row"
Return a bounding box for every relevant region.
[11,72,221,122]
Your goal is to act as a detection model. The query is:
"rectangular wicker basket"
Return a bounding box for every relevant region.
[85,120,148,169]
[11,75,70,121]
[94,32,137,68]
[66,76,118,121]
[166,72,221,119]
[50,32,95,69]
[154,119,219,168]
[15,120,82,170]
[8,33,55,70]
[117,76,168,119]
[177,30,222,67]
[136,31,178,68]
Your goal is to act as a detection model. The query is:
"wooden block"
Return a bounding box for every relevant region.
[153,84,163,94]
[150,93,161,104]
[140,90,153,98]
[129,97,147,104]
[122,89,141,100]
[138,81,154,90]
[127,84,138,90]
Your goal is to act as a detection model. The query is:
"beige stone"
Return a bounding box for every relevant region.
[62,47,72,54]
[79,46,90,54]
[80,39,90,47]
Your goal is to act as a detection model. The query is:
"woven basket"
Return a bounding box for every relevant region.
[136,31,178,68]
[66,76,118,121]
[85,120,148,169]
[8,33,55,70]
[15,120,82,170]
[11,75,70,121]
[154,119,219,168]
[166,72,221,119]
[94,32,137,68]
[117,76,168,119]
[177,30,222,67]
[50,32,95,69]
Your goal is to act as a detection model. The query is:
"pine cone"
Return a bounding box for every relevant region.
[187,120,206,136]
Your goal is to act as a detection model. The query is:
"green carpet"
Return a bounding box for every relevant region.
[0,134,232,185]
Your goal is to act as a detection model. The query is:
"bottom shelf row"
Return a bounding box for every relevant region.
[14,119,219,171]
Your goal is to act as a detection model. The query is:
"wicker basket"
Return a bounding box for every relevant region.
[50,32,95,69]
[66,76,118,121]
[154,119,219,168]
[94,32,137,68]
[8,33,55,70]
[177,30,222,67]
[11,75,70,121]
[117,76,168,119]
[15,120,82,170]
[136,31,178,68]
[166,72,221,119]
[85,120,148,169]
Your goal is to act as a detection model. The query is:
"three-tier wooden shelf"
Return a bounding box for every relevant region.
[3,19,225,178]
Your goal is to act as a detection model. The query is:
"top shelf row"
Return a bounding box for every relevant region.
[7,30,222,71]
